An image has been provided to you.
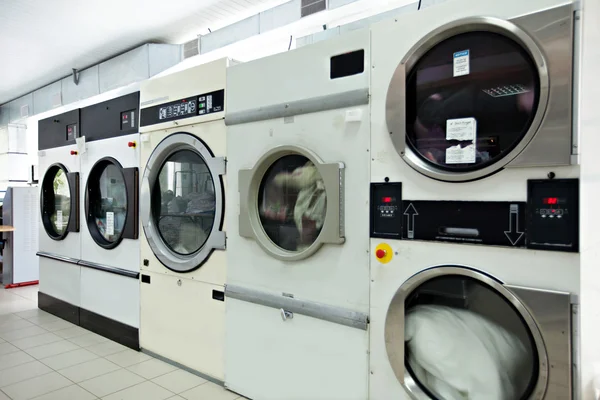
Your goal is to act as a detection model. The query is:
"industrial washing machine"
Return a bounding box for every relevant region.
[224,29,370,400]
[139,59,231,382]
[37,109,82,324]
[369,0,580,399]
[78,92,141,348]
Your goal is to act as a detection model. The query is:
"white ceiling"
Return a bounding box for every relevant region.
[0,0,288,104]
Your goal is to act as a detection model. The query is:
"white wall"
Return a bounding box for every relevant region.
[579,0,600,397]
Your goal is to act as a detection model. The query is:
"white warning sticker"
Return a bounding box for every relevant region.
[56,210,63,230]
[106,212,115,236]
[446,143,476,164]
[453,49,470,77]
[446,117,477,141]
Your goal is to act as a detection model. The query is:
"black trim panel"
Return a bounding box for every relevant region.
[38,109,80,150]
[122,167,139,240]
[38,292,80,325]
[78,260,140,279]
[80,92,140,142]
[80,308,139,350]
[36,251,80,265]
[67,172,80,233]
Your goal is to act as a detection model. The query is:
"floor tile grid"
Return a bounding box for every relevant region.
[0,294,247,400]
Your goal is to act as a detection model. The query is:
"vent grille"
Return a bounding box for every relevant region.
[20,105,29,118]
[301,0,327,17]
[183,38,200,59]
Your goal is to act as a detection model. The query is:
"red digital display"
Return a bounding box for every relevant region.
[543,197,559,205]
[382,197,393,203]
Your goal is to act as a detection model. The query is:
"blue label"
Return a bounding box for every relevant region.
[453,50,469,58]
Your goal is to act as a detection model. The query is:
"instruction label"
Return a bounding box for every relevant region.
[446,143,476,164]
[56,210,63,230]
[453,50,470,77]
[106,212,114,236]
[446,117,477,141]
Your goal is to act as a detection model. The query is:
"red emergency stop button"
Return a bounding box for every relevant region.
[70,150,78,155]
[128,141,136,148]
[374,243,393,264]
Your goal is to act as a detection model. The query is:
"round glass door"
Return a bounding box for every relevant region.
[86,158,128,248]
[258,155,327,253]
[41,164,72,240]
[151,150,216,256]
[406,32,539,172]
[141,132,226,273]
[385,267,546,400]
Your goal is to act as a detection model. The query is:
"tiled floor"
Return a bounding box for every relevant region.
[0,285,245,400]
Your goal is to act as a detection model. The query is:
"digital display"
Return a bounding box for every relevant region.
[382,197,393,203]
[159,99,196,120]
[543,197,566,205]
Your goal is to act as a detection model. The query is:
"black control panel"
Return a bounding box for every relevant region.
[370,183,402,239]
[526,179,579,252]
[38,109,80,150]
[370,179,579,253]
[80,92,140,143]
[140,89,225,127]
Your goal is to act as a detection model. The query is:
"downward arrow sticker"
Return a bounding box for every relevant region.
[504,204,524,246]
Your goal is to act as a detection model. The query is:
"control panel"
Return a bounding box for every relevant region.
[526,179,579,252]
[140,89,225,127]
[370,182,402,239]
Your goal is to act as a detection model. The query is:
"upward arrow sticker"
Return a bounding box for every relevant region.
[404,203,418,239]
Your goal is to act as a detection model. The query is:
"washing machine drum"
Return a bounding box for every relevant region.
[402,275,538,400]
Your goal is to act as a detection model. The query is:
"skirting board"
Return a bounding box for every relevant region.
[38,291,139,350]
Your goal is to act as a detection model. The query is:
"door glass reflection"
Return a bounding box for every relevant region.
[258,155,327,252]
[152,150,216,255]
[51,169,70,235]
[403,275,537,400]
[405,32,539,171]
[91,164,127,242]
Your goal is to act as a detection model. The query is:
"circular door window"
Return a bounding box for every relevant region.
[385,267,547,399]
[386,21,550,182]
[258,155,327,253]
[86,158,128,248]
[238,146,344,262]
[41,164,72,240]
[141,133,226,273]
[152,150,216,256]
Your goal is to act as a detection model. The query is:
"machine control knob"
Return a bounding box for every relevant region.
[128,141,136,148]
[376,249,387,259]
[70,150,78,155]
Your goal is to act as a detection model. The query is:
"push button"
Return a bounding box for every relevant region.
[376,249,387,259]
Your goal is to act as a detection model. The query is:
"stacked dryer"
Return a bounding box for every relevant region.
[138,59,231,382]
[224,30,371,400]
[369,0,579,399]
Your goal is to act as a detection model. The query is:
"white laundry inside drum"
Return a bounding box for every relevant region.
[403,276,537,400]
[258,155,327,253]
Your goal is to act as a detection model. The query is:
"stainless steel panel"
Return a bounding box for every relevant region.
[384,266,567,400]
[225,284,369,330]
[33,81,62,115]
[61,66,100,105]
[385,3,574,182]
